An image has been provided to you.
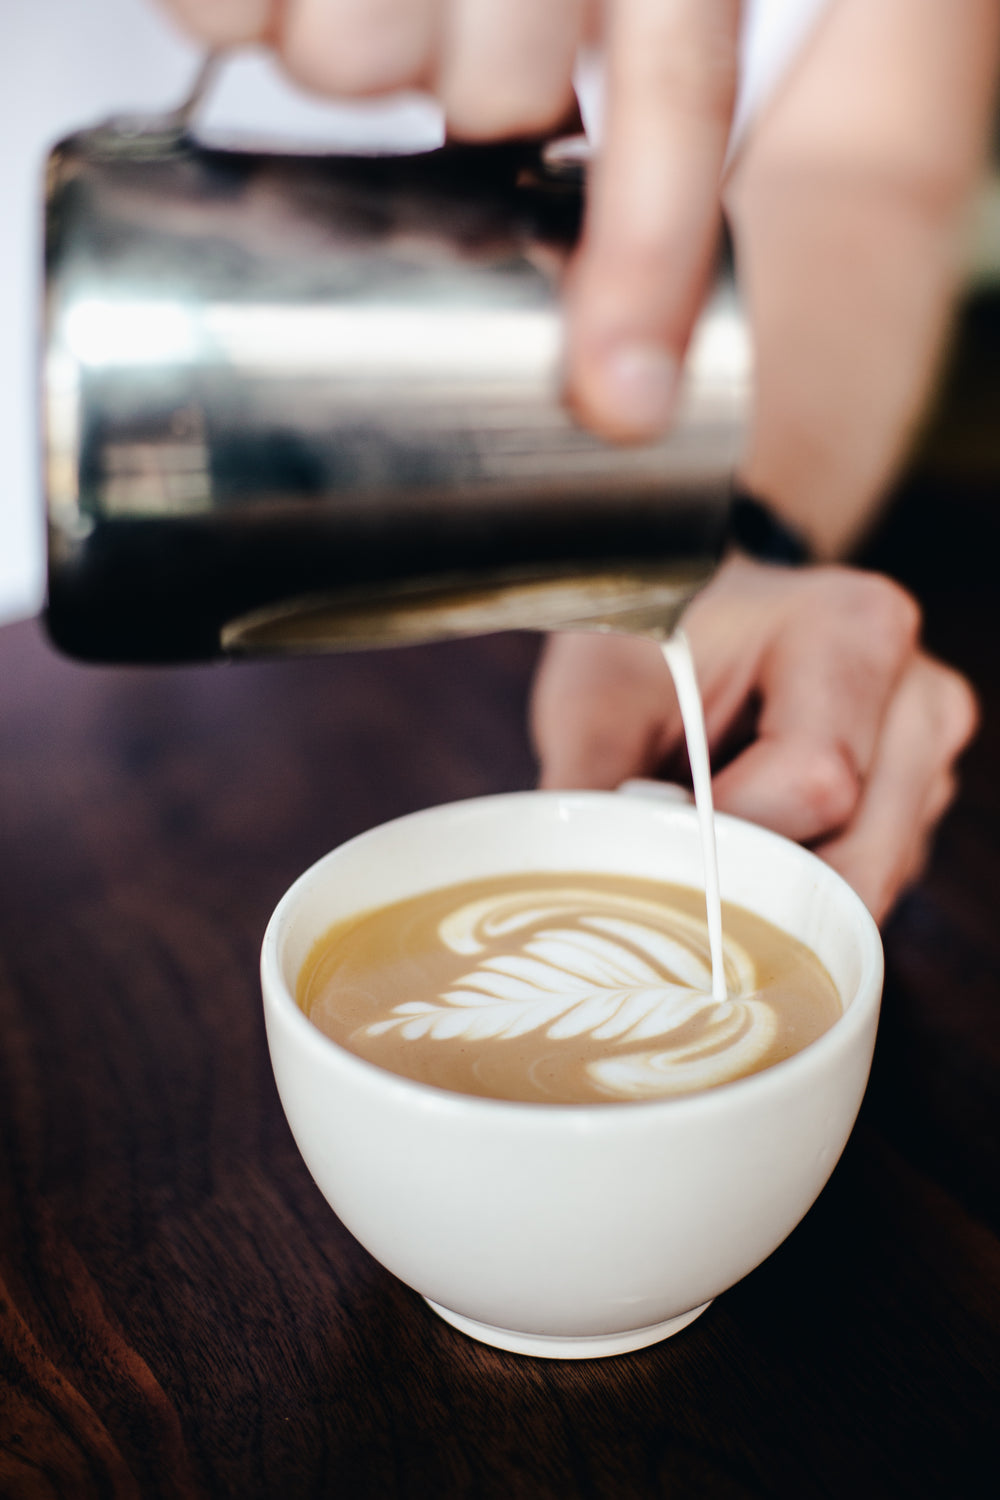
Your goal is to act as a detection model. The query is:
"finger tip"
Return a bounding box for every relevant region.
[566,340,679,443]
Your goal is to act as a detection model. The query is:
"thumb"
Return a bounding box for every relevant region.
[530,634,678,788]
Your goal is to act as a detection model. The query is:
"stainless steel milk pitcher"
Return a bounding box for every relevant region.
[43,77,751,663]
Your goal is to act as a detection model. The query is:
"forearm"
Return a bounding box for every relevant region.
[727,0,1000,559]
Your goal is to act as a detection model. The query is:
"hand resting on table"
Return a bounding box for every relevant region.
[531,558,978,924]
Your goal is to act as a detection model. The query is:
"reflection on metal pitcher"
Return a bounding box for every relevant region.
[44,75,751,663]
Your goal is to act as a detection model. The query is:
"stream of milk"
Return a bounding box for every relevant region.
[660,630,728,1003]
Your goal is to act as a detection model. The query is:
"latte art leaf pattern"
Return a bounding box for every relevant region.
[587,1003,777,1097]
[364,887,777,1096]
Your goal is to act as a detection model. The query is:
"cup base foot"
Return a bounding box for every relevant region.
[423,1299,712,1358]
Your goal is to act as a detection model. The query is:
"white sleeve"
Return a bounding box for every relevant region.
[730,0,830,150]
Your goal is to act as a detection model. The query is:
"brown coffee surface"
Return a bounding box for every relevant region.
[297,872,842,1104]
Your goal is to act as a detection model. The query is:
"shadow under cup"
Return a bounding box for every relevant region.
[260,791,883,1359]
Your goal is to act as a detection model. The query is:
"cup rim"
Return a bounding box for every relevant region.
[260,789,884,1121]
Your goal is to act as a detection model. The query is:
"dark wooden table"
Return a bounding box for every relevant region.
[2,447,1000,1492]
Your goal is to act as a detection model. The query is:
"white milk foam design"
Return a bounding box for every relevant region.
[364,631,778,1099]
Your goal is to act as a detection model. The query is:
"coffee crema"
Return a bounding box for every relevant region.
[296,872,842,1104]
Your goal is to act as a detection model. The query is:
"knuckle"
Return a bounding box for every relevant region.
[821,570,922,666]
[284,48,397,98]
[445,84,574,143]
[282,7,427,97]
[864,575,922,656]
[795,742,860,831]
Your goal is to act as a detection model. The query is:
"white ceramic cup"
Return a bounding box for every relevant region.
[261,791,883,1359]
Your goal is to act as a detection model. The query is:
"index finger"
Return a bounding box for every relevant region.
[712,571,921,842]
[566,0,739,441]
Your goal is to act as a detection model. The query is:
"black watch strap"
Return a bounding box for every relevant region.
[727,490,812,566]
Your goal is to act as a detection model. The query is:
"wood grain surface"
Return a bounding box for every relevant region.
[2,470,999,1496]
